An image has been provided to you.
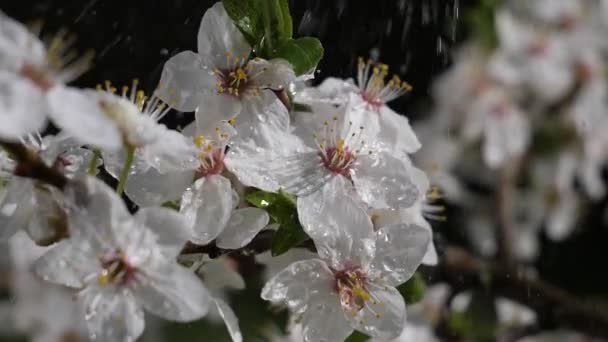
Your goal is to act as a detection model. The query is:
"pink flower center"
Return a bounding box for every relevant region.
[357,57,412,107]
[320,144,356,177]
[20,63,54,91]
[197,147,226,177]
[98,250,138,287]
[334,267,371,314]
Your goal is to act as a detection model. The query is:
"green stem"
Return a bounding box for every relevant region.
[116,145,135,196]
[87,149,102,175]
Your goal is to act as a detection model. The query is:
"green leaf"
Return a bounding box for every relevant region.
[223,0,263,46]
[275,37,324,75]
[245,190,308,256]
[258,0,293,57]
[345,331,369,342]
[397,272,426,304]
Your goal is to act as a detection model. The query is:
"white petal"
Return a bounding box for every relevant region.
[297,177,376,269]
[261,259,335,313]
[352,151,420,209]
[180,175,233,245]
[124,168,195,208]
[214,298,243,342]
[0,178,34,240]
[377,106,421,154]
[301,295,353,342]
[197,2,251,70]
[195,92,243,129]
[249,58,296,90]
[136,261,210,322]
[198,257,245,292]
[345,283,406,340]
[271,151,332,196]
[0,71,47,140]
[135,207,191,258]
[155,51,215,112]
[369,224,430,286]
[47,87,122,151]
[0,11,46,70]
[224,144,282,193]
[80,289,145,342]
[215,207,269,249]
[33,240,95,288]
[141,129,199,173]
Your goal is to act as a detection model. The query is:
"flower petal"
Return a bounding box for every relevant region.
[214,298,243,342]
[47,87,122,151]
[261,259,335,313]
[297,177,376,269]
[0,71,47,140]
[195,92,243,129]
[377,106,421,154]
[180,175,233,245]
[249,58,296,90]
[0,178,34,240]
[155,51,215,112]
[369,223,430,286]
[300,295,353,342]
[197,2,251,70]
[136,261,210,322]
[215,207,269,249]
[135,207,191,258]
[352,151,419,209]
[0,11,46,70]
[80,289,145,342]
[124,168,195,208]
[345,283,406,340]
[33,240,95,288]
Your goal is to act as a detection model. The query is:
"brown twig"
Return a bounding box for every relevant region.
[440,245,608,339]
[495,156,522,264]
[1,141,68,189]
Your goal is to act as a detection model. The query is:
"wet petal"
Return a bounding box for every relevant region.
[369,223,430,286]
[80,289,144,342]
[34,240,95,288]
[261,259,335,313]
[215,207,269,249]
[0,71,47,140]
[135,207,191,258]
[345,283,406,340]
[301,295,353,342]
[180,175,233,244]
[249,58,296,90]
[352,151,419,209]
[47,87,122,151]
[0,11,46,70]
[0,178,34,240]
[123,168,195,208]
[136,261,210,322]
[297,177,375,269]
[195,92,243,129]
[377,106,421,154]
[197,2,251,70]
[214,298,243,342]
[156,51,215,112]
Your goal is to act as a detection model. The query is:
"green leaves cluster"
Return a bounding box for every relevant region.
[223,0,323,75]
[246,190,309,256]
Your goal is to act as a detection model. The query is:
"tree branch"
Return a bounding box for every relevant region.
[1,141,68,189]
[440,245,608,339]
[495,156,522,264]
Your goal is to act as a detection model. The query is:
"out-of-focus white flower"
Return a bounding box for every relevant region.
[9,232,87,342]
[156,2,295,127]
[462,86,529,168]
[262,178,430,341]
[0,11,93,141]
[265,103,420,209]
[0,133,91,244]
[34,177,210,342]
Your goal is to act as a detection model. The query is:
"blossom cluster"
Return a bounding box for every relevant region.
[0,2,433,341]
[420,0,608,260]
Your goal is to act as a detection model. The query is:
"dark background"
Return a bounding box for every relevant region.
[3,0,608,340]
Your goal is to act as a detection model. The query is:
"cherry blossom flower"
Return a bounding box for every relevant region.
[262,178,430,341]
[34,177,210,341]
[155,2,295,128]
[0,133,91,244]
[0,11,93,140]
[265,102,420,209]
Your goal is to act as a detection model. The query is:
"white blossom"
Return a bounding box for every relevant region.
[262,178,430,341]
[34,177,210,341]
